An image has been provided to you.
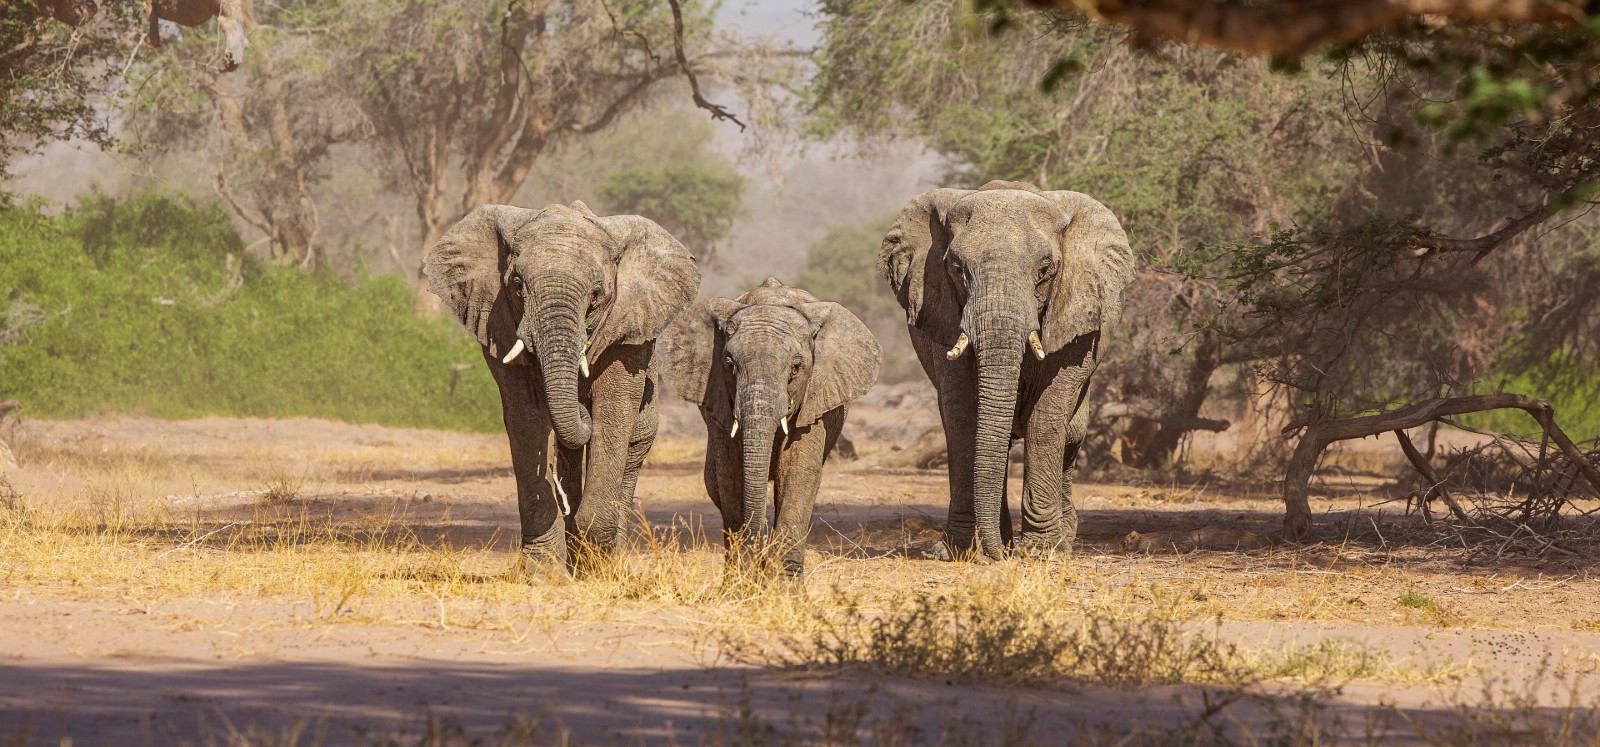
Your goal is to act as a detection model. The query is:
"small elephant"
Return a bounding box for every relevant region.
[661,278,881,577]
[879,181,1135,561]
[424,202,700,573]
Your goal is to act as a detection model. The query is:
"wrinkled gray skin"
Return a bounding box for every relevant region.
[661,278,881,577]
[879,181,1134,561]
[425,202,700,574]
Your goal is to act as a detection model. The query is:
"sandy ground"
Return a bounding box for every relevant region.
[4,393,1600,745]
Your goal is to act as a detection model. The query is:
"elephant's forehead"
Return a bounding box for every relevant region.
[512,212,606,255]
[728,305,807,343]
[949,190,1062,230]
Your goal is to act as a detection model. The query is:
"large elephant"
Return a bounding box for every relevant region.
[424,202,700,573]
[879,181,1134,561]
[661,278,880,577]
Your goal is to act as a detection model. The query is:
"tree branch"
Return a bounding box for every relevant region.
[666,0,746,131]
[1043,0,1586,57]
[1281,393,1600,538]
[213,171,273,237]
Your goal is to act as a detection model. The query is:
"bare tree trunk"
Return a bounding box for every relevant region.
[1134,332,1223,468]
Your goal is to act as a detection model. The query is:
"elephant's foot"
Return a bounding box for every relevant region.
[927,534,1004,563]
[1014,534,1074,562]
[513,545,572,583]
[565,535,620,579]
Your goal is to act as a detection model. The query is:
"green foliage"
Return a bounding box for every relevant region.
[0,192,500,431]
[797,218,922,383]
[0,3,139,183]
[596,163,744,259]
[796,218,897,327]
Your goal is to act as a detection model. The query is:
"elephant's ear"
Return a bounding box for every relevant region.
[879,189,969,346]
[794,302,882,426]
[1039,191,1136,352]
[587,215,703,353]
[422,204,532,360]
[660,297,743,427]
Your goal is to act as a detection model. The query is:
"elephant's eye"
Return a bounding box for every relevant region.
[724,356,734,367]
[791,359,803,375]
[1037,259,1055,281]
[511,275,525,297]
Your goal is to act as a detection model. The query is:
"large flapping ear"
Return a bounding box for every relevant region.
[878,188,970,344]
[585,214,703,354]
[1038,191,1136,352]
[421,204,533,360]
[793,302,882,426]
[659,297,744,427]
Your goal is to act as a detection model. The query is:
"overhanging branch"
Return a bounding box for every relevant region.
[1040,0,1586,56]
[666,0,747,131]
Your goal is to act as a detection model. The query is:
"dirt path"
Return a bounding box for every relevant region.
[4,413,1600,744]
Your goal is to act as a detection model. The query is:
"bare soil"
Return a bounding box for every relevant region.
[4,393,1600,745]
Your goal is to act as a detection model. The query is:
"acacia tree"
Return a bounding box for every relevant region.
[596,163,744,265]
[326,0,788,304]
[810,0,1362,467]
[130,1,367,268]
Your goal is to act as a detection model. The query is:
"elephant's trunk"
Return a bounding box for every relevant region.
[735,382,784,550]
[967,285,1029,560]
[528,281,593,450]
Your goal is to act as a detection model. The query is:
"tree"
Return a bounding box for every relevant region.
[130,1,367,268]
[596,163,743,265]
[810,0,1362,465]
[326,0,790,305]
[796,218,926,382]
[1,0,250,184]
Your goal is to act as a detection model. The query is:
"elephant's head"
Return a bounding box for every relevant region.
[661,278,881,536]
[878,182,1133,557]
[425,202,700,449]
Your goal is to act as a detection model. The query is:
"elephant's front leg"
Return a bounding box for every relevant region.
[485,350,567,574]
[935,359,980,558]
[703,418,746,551]
[617,373,660,515]
[1018,365,1091,556]
[569,343,650,561]
[773,407,845,578]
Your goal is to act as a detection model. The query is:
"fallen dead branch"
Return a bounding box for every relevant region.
[1281,394,1600,539]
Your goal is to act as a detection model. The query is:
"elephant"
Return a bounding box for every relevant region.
[660,278,881,577]
[878,180,1135,561]
[424,201,700,574]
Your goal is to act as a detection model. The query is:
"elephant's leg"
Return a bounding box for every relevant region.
[936,360,980,558]
[1018,369,1091,557]
[773,407,845,578]
[1001,449,1014,548]
[485,350,566,576]
[618,375,659,516]
[570,344,649,562]
[1059,404,1089,544]
[556,445,583,538]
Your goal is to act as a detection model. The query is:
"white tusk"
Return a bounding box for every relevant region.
[501,339,525,364]
[553,476,571,517]
[1028,330,1046,360]
[945,331,970,361]
[579,356,590,378]
[729,419,739,438]
[780,417,789,435]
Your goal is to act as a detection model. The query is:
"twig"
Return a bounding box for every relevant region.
[666,0,747,131]
[156,521,246,559]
